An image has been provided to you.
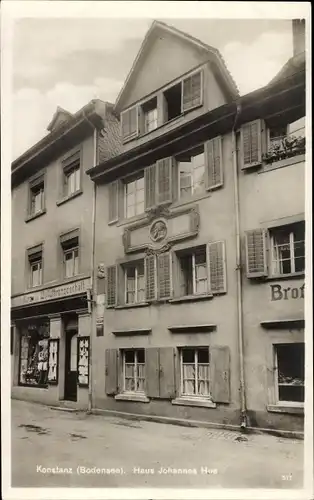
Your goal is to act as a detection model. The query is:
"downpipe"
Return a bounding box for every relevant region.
[232,103,248,430]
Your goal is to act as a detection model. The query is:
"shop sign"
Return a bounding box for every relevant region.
[11,278,91,308]
[270,283,305,301]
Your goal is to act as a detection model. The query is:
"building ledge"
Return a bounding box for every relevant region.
[56,189,83,206]
[25,209,47,223]
[115,302,150,310]
[172,397,217,409]
[169,294,213,304]
[267,403,304,415]
[265,271,305,282]
[261,319,304,329]
[115,393,149,403]
[112,328,152,336]
[260,154,305,173]
[168,324,216,334]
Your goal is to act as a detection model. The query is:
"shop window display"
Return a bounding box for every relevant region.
[19,323,50,387]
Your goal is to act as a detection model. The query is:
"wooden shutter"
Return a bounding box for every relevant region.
[205,136,223,190]
[108,180,119,223]
[182,71,202,112]
[172,252,184,298]
[145,255,156,300]
[144,164,156,210]
[105,349,118,395]
[121,106,138,140]
[157,157,172,204]
[241,120,262,169]
[245,229,268,278]
[145,347,160,398]
[106,265,117,307]
[207,241,227,294]
[210,345,230,403]
[117,265,125,306]
[157,252,172,299]
[159,347,176,399]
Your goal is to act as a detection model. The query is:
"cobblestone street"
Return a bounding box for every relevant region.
[11,399,304,489]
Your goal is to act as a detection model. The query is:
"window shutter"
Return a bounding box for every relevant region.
[210,345,230,403]
[121,106,138,140]
[182,71,202,112]
[205,136,223,190]
[105,349,118,395]
[108,180,119,223]
[245,229,268,278]
[144,164,156,210]
[241,119,262,169]
[145,347,160,398]
[159,347,176,399]
[157,157,172,204]
[207,241,227,294]
[106,265,117,307]
[117,265,125,306]
[145,255,156,300]
[157,252,172,299]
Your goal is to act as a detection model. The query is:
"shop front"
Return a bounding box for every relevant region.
[11,278,91,409]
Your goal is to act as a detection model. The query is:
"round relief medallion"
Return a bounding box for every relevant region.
[150,219,168,242]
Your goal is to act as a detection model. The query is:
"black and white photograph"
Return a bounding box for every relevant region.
[1,2,312,499]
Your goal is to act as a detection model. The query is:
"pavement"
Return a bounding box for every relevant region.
[11,399,304,489]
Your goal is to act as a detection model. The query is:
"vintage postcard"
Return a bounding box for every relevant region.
[1,1,312,500]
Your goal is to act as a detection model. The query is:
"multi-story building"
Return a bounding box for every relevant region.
[11,99,120,409]
[87,20,306,432]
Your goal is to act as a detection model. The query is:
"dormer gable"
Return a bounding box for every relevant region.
[46,107,73,132]
[115,20,239,113]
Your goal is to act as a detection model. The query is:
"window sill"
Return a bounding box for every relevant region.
[115,302,150,310]
[266,272,305,282]
[25,209,46,223]
[267,403,304,415]
[171,191,211,209]
[116,213,147,227]
[172,397,217,409]
[260,154,305,173]
[56,189,83,206]
[18,383,48,389]
[169,294,213,304]
[115,393,150,403]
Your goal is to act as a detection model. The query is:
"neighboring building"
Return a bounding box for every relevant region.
[11,99,121,409]
[238,19,306,431]
[87,20,306,432]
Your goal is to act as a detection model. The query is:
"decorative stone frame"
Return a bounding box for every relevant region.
[122,204,200,254]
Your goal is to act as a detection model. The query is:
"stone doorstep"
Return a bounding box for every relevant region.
[91,408,305,441]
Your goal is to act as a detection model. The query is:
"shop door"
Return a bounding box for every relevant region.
[64,331,78,401]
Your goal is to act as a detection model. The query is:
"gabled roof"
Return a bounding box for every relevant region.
[46,106,73,132]
[114,20,239,112]
[269,51,305,85]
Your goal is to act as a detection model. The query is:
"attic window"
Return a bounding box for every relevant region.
[141,97,158,133]
[164,83,182,121]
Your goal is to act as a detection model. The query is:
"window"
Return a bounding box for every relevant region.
[271,222,305,275]
[269,124,288,148]
[178,247,208,296]
[124,173,145,218]
[142,97,158,133]
[164,82,182,121]
[125,261,145,304]
[275,343,304,403]
[28,250,43,288]
[30,182,44,215]
[177,146,205,200]
[180,348,210,397]
[19,322,50,387]
[122,349,145,393]
[61,234,79,278]
[62,152,81,197]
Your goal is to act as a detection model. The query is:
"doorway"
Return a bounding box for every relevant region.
[64,330,78,401]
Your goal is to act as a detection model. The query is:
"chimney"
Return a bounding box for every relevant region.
[292,19,305,56]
